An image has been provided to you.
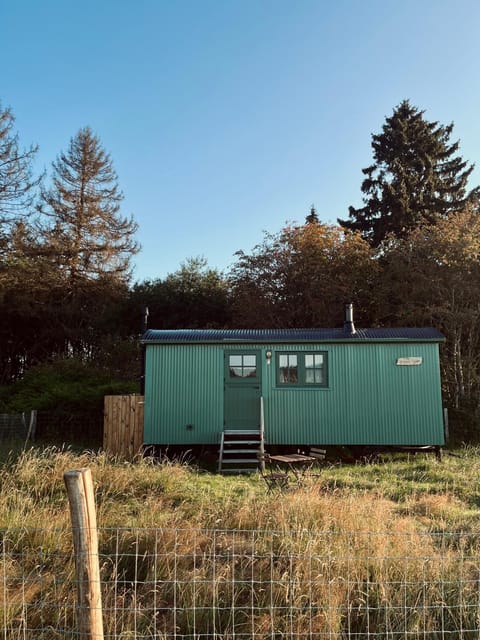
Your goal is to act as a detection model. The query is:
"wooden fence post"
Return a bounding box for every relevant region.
[64,468,104,640]
[24,409,37,447]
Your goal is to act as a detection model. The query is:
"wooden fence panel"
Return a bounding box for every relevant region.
[103,395,144,460]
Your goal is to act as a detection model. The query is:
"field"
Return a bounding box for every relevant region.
[2,445,480,638]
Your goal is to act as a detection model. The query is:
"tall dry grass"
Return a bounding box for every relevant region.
[1,446,480,638]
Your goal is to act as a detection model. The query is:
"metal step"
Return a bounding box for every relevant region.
[219,399,265,474]
[223,429,260,435]
[223,449,258,458]
[221,468,258,475]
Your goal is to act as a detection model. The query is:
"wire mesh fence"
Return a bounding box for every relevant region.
[0,411,36,443]
[2,525,480,639]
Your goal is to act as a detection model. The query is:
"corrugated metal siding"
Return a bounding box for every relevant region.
[144,341,445,446]
[264,343,444,445]
[144,344,224,445]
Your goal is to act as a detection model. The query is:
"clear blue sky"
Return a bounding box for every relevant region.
[2,0,480,283]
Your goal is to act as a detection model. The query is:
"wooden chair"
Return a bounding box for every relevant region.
[307,447,327,477]
[257,454,289,493]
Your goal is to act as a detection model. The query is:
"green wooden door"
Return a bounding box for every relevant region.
[224,350,262,429]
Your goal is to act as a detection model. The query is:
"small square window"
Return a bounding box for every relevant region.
[229,354,257,378]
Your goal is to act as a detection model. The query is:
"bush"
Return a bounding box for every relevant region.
[0,359,138,445]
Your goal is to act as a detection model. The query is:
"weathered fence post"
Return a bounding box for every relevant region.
[24,409,37,447]
[64,467,104,640]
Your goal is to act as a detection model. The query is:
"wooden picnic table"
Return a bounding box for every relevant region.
[267,453,317,482]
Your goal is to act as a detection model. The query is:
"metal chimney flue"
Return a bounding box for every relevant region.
[140,306,149,396]
[141,306,150,335]
[344,303,356,335]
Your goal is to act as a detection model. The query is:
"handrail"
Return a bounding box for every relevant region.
[217,431,225,473]
[259,396,265,472]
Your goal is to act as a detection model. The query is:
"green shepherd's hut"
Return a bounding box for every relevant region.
[141,305,445,471]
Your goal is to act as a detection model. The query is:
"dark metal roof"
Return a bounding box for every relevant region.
[141,327,445,344]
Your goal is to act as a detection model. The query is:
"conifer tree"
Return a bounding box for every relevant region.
[39,126,139,283]
[35,127,139,357]
[305,204,319,224]
[0,102,40,237]
[339,100,478,246]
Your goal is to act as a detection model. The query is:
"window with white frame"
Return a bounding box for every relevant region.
[277,351,328,387]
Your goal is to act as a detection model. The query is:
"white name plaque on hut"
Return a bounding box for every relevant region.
[396,357,423,366]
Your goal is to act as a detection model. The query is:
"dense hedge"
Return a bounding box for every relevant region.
[0,358,138,445]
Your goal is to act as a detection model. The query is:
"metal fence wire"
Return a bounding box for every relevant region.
[2,526,480,639]
[0,413,32,442]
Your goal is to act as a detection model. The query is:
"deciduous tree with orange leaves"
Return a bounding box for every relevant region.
[230,221,378,328]
[379,205,480,430]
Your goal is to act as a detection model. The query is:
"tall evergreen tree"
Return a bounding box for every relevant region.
[0,102,40,240]
[0,103,42,380]
[305,204,319,224]
[39,126,139,283]
[35,127,138,358]
[339,100,478,246]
